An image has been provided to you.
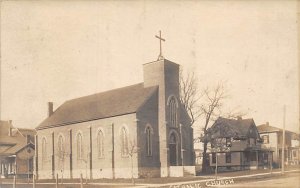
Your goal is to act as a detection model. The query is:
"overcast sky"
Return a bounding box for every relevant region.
[0,1,299,134]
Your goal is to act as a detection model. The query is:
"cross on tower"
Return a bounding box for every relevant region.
[155,30,165,60]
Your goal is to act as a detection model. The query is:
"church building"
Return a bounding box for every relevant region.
[35,58,195,179]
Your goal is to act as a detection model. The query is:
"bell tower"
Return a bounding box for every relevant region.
[143,58,180,177]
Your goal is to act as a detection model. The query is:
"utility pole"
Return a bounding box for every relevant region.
[111,123,115,179]
[0,0,2,120]
[281,105,286,174]
[215,153,218,180]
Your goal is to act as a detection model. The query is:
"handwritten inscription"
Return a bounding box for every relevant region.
[169,183,203,188]
[169,178,234,188]
[205,178,234,187]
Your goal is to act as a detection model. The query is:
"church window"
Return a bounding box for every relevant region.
[121,127,128,156]
[146,127,152,156]
[97,130,104,158]
[42,138,47,163]
[168,96,178,127]
[77,133,83,159]
[58,135,64,160]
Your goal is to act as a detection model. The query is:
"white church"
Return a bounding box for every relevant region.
[35,34,195,179]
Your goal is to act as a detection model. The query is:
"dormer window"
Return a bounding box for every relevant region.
[168,96,178,127]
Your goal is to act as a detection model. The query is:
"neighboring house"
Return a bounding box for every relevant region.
[257,122,300,166]
[207,117,272,171]
[0,120,36,178]
[290,135,300,165]
[35,59,195,180]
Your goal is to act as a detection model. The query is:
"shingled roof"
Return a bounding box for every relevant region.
[257,123,298,136]
[209,117,257,138]
[0,121,35,156]
[257,123,281,133]
[0,141,34,156]
[36,83,158,130]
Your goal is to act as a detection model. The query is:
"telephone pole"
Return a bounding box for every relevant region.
[0,0,2,120]
[281,105,286,174]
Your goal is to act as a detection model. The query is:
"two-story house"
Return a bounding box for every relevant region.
[258,122,299,166]
[207,117,272,171]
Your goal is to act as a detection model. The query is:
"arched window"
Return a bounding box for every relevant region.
[77,133,83,159]
[58,135,64,160]
[42,138,47,162]
[121,127,128,156]
[168,96,178,127]
[146,127,152,156]
[170,133,177,144]
[97,130,104,158]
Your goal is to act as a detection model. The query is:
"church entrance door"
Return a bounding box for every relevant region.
[169,133,178,166]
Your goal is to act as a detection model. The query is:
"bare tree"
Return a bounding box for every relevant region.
[180,70,227,172]
[179,70,203,126]
[199,83,227,173]
[128,140,139,185]
[180,71,247,173]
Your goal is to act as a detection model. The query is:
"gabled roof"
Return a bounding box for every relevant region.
[36,83,158,130]
[0,121,36,156]
[0,142,34,156]
[257,123,298,136]
[209,117,257,138]
[257,123,281,133]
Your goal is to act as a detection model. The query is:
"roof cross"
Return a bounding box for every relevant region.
[155,30,165,60]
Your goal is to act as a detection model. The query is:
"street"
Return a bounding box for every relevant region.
[0,171,299,188]
[225,172,300,188]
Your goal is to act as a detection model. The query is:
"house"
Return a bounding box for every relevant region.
[257,122,300,166]
[207,117,272,171]
[35,58,195,180]
[0,120,36,178]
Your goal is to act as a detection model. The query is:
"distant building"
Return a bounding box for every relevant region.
[194,148,203,165]
[0,120,36,178]
[35,59,195,180]
[207,117,272,171]
[257,122,300,166]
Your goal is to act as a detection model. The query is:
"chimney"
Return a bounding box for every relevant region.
[8,120,12,136]
[48,102,53,117]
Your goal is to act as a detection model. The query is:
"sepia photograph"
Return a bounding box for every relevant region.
[0,0,299,187]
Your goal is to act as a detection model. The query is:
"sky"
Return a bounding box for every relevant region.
[0,1,299,135]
